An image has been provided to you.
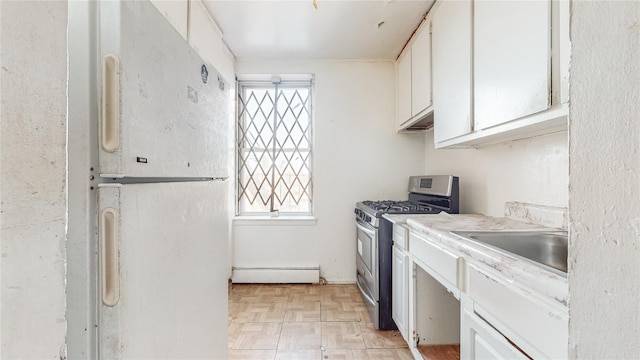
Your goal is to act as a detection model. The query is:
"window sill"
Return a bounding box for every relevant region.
[233,216,317,227]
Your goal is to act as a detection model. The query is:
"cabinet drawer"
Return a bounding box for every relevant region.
[409,232,459,290]
[461,308,529,360]
[467,263,568,359]
[393,223,409,251]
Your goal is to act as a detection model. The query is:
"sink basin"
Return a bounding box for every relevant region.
[451,230,568,275]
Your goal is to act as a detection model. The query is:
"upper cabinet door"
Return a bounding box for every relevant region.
[432,0,473,143]
[411,24,432,116]
[473,0,551,130]
[396,50,413,127]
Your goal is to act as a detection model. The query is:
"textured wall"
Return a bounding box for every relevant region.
[0,1,68,357]
[568,1,640,358]
[424,131,568,217]
[233,59,425,283]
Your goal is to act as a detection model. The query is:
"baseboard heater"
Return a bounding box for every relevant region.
[231,266,320,284]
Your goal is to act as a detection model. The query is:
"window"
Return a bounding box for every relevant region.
[236,76,313,216]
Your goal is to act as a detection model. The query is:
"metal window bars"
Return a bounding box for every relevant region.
[236,80,313,215]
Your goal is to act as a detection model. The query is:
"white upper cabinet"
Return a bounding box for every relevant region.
[150,0,189,41]
[432,0,473,143]
[396,19,434,132]
[473,0,550,130]
[150,0,235,84]
[431,0,569,148]
[397,50,412,127]
[410,25,432,118]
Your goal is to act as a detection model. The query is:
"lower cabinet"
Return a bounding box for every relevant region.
[401,229,568,360]
[460,304,529,360]
[465,263,568,359]
[391,244,410,343]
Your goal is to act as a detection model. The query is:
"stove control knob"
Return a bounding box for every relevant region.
[366,215,371,222]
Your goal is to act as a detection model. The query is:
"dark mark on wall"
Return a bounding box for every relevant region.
[218,74,225,91]
[201,64,208,84]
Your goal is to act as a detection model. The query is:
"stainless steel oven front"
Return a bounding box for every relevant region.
[355,218,379,328]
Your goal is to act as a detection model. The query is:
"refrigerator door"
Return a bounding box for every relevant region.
[98,1,228,179]
[98,182,228,359]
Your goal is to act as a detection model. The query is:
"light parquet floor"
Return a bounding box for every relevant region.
[228,283,412,360]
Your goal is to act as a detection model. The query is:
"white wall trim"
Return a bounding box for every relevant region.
[231,267,320,284]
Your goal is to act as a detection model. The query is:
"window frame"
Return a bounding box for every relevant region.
[235,75,314,217]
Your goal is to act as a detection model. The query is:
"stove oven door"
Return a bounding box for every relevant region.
[355,219,379,327]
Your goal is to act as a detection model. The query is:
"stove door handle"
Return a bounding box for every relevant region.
[356,221,375,236]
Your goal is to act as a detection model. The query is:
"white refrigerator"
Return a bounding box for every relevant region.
[93,1,229,358]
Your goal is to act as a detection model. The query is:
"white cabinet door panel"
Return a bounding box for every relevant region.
[409,232,459,295]
[392,245,409,343]
[474,0,551,130]
[396,51,412,127]
[461,309,529,360]
[411,26,432,116]
[432,0,473,143]
[467,263,568,359]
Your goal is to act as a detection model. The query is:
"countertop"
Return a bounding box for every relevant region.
[383,212,568,307]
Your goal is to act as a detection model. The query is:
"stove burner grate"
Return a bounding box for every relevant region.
[362,200,435,214]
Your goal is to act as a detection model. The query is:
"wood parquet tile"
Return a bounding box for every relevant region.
[284,301,321,322]
[230,322,282,350]
[366,348,414,359]
[321,348,370,360]
[278,322,322,350]
[229,283,430,360]
[360,322,408,349]
[417,344,460,360]
[233,302,287,323]
[228,349,277,360]
[321,321,367,349]
[274,349,322,360]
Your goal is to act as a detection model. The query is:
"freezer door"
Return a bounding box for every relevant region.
[98,1,229,178]
[98,181,228,359]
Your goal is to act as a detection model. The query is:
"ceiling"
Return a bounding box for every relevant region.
[203,0,436,61]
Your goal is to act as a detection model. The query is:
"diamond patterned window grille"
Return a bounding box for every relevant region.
[236,79,313,215]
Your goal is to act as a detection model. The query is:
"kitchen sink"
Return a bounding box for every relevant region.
[451,230,568,275]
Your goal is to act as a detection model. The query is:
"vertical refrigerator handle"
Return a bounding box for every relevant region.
[100,208,120,306]
[101,54,120,152]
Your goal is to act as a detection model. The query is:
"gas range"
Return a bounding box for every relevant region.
[355,175,459,228]
[354,175,459,330]
[355,200,438,227]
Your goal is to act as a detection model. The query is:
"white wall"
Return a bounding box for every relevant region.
[233,59,425,283]
[0,1,68,358]
[568,1,640,358]
[423,131,568,217]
